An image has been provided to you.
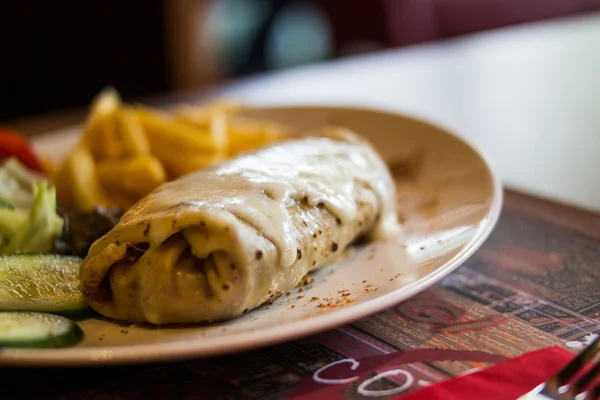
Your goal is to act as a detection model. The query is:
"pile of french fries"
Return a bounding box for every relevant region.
[55,88,289,211]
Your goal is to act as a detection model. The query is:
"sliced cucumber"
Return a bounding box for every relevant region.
[0,254,88,313]
[0,311,83,348]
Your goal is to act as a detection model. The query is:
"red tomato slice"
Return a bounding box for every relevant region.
[0,128,45,172]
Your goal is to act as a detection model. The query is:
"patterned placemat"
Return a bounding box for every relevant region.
[2,190,599,399]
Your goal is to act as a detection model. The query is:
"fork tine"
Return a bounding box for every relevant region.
[553,336,600,386]
[569,360,600,395]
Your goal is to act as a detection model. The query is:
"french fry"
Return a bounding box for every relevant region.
[174,108,230,160]
[172,106,211,129]
[209,109,229,156]
[161,151,224,179]
[82,88,123,160]
[226,118,273,156]
[116,108,150,156]
[63,146,110,211]
[88,87,121,117]
[56,88,290,213]
[54,160,74,209]
[134,106,218,153]
[96,155,166,200]
[172,100,243,127]
[90,112,128,160]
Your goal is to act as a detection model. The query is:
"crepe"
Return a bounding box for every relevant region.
[80,128,399,324]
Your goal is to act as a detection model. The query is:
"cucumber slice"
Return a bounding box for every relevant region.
[0,311,83,348]
[0,254,88,313]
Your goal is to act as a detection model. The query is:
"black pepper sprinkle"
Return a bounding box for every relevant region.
[318,202,324,207]
[243,308,249,313]
[222,283,231,291]
[143,224,150,237]
[312,233,317,238]
[297,248,302,260]
[336,217,341,225]
[331,242,338,252]
[255,250,263,260]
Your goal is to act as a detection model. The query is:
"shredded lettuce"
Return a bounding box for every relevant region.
[0,157,64,254]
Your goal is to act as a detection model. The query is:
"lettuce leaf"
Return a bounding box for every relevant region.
[0,158,64,254]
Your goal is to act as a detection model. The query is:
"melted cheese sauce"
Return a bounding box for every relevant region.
[125,130,398,268]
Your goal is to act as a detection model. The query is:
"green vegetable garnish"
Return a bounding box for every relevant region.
[0,157,64,254]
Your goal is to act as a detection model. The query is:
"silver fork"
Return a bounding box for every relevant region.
[519,335,600,399]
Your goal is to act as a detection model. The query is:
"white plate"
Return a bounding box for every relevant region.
[1,105,502,366]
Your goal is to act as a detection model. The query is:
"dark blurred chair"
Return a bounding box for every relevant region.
[384,0,600,46]
[234,0,600,73]
[0,1,169,121]
[3,0,599,122]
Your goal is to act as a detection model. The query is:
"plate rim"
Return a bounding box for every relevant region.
[1,105,503,366]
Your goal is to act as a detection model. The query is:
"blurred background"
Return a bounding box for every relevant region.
[2,0,600,122]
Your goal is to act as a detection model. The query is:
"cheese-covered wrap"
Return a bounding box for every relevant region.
[80,128,398,324]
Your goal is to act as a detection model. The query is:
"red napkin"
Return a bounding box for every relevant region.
[392,346,573,400]
[287,347,574,400]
